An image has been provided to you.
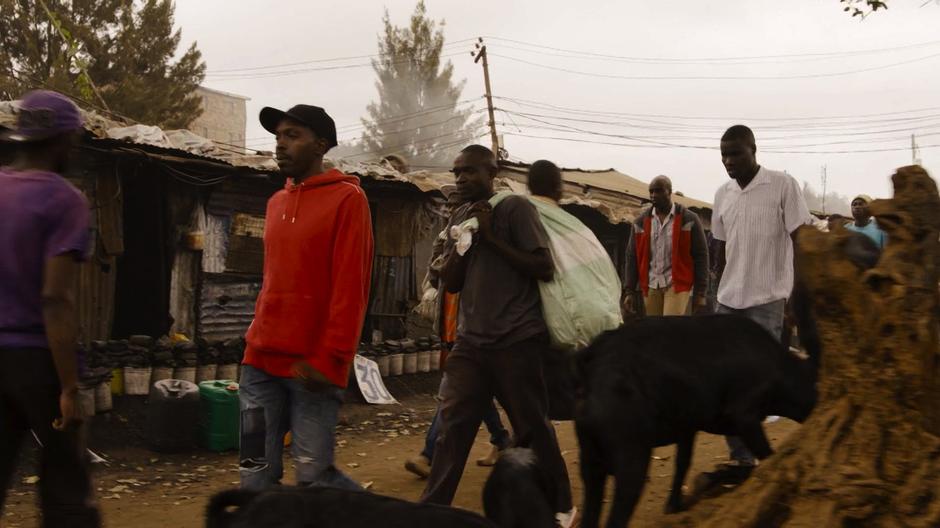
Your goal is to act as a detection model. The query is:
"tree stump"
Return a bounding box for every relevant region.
[665,166,940,527]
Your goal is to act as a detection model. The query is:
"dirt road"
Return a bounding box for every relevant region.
[2,394,797,527]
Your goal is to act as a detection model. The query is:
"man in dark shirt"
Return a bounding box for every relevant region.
[420,145,574,526]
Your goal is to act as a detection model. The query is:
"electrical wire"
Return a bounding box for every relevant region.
[480,35,940,64]
[206,51,467,80]
[488,51,940,81]
[207,38,478,74]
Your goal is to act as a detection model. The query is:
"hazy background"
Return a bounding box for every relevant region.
[174,0,939,206]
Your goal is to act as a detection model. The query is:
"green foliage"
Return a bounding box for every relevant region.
[0,0,206,129]
[360,1,482,169]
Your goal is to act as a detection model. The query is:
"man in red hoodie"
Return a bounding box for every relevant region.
[239,104,374,490]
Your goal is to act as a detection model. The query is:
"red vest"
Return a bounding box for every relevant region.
[635,207,694,296]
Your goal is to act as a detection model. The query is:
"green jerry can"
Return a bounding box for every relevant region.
[198,380,240,452]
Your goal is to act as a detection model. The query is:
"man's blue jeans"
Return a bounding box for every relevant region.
[421,399,511,460]
[239,365,361,491]
[717,299,786,465]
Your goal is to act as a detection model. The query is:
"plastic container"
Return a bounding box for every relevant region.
[198,380,240,452]
[173,366,197,385]
[111,367,124,395]
[151,366,174,385]
[388,353,404,376]
[217,363,239,382]
[417,350,431,373]
[430,349,441,371]
[376,355,390,377]
[124,367,152,395]
[403,352,418,374]
[196,364,218,384]
[95,381,113,412]
[147,379,200,452]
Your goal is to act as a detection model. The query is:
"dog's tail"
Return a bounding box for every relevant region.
[206,488,259,528]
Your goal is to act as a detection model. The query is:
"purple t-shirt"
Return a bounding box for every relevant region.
[0,168,91,349]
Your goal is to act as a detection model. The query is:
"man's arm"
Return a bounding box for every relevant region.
[42,254,82,430]
[474,200,554,282]
[690,212,710,311]
[441,245,471,293]
[714,239,726,279]
[301,193,375,389]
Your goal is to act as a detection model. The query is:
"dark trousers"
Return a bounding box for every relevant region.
[421,397,511,460]
[0,348,100,527]
[419,334,572,512]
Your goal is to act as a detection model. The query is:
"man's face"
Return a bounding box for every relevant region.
[452,152,495,202]
[720,139,757,181]
[649,179,672,211]
[274,119,326,178]
[851,199,870,221]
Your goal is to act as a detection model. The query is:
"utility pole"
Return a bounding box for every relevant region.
[472,38,500,159]
[912,133,922,166]
[821,164,828,215]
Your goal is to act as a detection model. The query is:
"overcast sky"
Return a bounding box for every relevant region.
[174,0,939,205]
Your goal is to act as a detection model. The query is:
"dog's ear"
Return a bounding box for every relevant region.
[206,488,260,528]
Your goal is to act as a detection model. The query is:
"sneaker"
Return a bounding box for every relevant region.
[476,444,501,467]
[404,455,431,479]
[556,506,579,528]
[692,462,755,492]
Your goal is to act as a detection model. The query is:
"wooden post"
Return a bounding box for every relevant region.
[473,39,500,158]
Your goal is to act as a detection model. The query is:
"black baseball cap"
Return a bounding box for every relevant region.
[259,104,337,149]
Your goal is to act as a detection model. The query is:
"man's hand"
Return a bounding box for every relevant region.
[469,201,494,243]
[692,294,709,315]
[291,361,333,392]
[622,292,637,315]
[52,387,83,431]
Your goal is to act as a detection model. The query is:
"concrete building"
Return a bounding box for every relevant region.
[190,86,249,149]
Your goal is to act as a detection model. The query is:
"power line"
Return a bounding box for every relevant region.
[488,51,940,81]
[497,108,940,140]
[206,51,467,80]
[481,35,940,64]
[345,126,488,159]
[503,131,940,154]
[496,95,940,124]
[243,100,483,146]
[206,38,478,74]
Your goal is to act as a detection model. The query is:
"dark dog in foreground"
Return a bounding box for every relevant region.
[206,485,497,528]
[483,448,558,528]
[575,314,819,528]
[574,229,881,528]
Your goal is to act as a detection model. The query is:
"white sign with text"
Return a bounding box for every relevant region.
[354,355,398,405]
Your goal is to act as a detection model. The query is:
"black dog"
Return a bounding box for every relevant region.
[482,448,558,528]
[207,485,497,528]
[575,315,819,527]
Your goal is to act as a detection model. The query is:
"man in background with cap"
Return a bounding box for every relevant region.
[0,90,100,526]
[239,103,374,490]
[846,194,887,249]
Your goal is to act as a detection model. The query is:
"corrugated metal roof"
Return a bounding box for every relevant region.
[499,161,712,212]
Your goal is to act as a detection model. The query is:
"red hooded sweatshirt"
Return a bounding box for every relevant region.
[244,169,374,387]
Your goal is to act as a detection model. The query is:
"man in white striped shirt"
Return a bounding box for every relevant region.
[711,125,813,468]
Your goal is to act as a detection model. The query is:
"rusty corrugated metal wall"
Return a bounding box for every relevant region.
[198,277,262,342]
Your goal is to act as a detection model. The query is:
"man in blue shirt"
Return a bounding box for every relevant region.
[846,194,887,249]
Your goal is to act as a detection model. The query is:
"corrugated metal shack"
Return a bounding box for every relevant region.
[2,98,457,345]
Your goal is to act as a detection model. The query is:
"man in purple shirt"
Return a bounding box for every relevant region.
[0,90,100,527]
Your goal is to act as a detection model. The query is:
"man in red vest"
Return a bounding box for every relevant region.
[624,175,709,316]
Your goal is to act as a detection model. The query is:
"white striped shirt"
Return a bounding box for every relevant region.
[649,203,676,289]
[712,167,813,309]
